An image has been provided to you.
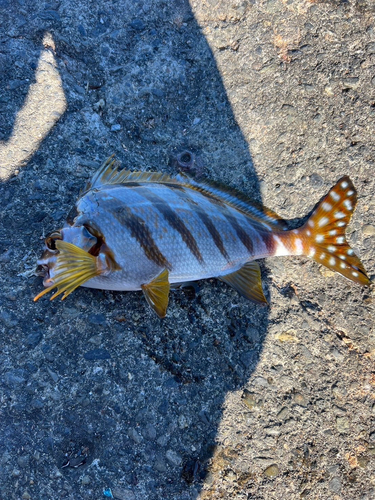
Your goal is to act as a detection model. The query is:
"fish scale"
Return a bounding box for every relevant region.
[77,183,271,284]
[34,157,370,318]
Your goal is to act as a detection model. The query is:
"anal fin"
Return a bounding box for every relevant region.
[220,261,268,305]
[141,269,170,318]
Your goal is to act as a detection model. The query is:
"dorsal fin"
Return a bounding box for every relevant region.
[84,156,177,193]
[175,174,287,231]
[84,156,287,231]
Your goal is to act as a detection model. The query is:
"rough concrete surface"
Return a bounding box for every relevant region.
[0,0,374,499]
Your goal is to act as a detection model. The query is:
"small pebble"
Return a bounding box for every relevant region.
[310,173,324,189]
[112,487,136,500]
[26,331,43,349]
[329,477,342,493]
[362,224,375,236]
[128,428,143,444]
[242,390,261,410]
[4,369,27,387]
[357,456,369,468]
[154,457,167,472]
[264,464,279,477]
[17,455,30,468]
[130,19,145,30]
[275,330,299,343]
[178,415,189,429]
[88,313,106,325]
[0,310,18,328]
[336,416,350,433]
[293,393,308,407]
[142,423,156,440]
[166,449,182,466]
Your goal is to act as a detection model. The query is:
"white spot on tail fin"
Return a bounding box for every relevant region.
[347,248,354,255]
[329,230,337,236]
[341,181,348,189]
[308,248,316,258]
[322,202,332,211]
[316,235,324,243]
[327,245,336,253]
[352,271,359,277]
[273,235,289,256]
[308,219,315,228]
[329,257,336,266]
[335,211,345,219]
[337,221,345,227]
[340,262,346,269]
[347,190,354,196]
[336,236,345,244]
[330,191,340,202]
[344,200,352,210]
[294,238,303,255]
[318,217,329,227]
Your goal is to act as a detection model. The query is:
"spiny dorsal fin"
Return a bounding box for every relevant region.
[85,156,177,193]
[141,269,170,318]
[220,261,268,304]
[85,156,287,231]
[34,241,102,302]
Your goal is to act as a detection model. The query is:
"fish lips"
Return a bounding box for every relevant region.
[36,225,99,286]
[36,249,58,286]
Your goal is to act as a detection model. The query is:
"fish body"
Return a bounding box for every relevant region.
[35,157,370,317]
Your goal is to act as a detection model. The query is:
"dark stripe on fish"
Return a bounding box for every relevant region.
[220,206,254,254]
[112,206,171,269]
[135,187,204,264]
[172,188,231,262]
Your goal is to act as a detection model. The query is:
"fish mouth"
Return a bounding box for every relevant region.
[36,249,58,287]
[36,226,99,288]
[35,229,63,285]
[34,225,109,302]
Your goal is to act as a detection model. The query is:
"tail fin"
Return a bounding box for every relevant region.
[298,176,370,286]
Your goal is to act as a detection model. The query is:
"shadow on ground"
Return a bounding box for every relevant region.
[0,1,270,498]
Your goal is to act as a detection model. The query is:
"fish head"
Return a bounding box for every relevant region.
[36,225,99,286]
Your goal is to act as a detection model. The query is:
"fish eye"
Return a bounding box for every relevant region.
[45,231,62,252]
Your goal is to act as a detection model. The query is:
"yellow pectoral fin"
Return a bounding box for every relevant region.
[141,269,170,318]
[220,261,268,305]
[34,240,101,302]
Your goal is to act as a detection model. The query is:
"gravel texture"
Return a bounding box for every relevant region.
[0,0,374,499]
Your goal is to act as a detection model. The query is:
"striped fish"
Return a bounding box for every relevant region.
[35,157,370,317]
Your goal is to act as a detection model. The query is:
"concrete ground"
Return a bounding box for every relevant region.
[0,0,374,499]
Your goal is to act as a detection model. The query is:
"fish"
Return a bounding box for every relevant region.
[34,156,370,318]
